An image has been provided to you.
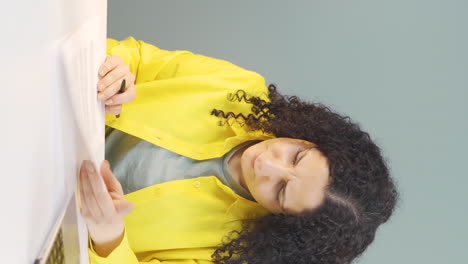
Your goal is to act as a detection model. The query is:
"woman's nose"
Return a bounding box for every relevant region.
[254,153,292,181]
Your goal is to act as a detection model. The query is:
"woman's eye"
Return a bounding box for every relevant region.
[293,150,301,165]
[277,183,285,203]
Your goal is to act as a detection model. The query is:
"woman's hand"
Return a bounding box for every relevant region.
[97,56,136,115]
[79,160,134,256]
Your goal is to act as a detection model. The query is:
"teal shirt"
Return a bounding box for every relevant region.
[105,127,256,201]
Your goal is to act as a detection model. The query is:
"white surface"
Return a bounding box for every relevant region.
[61,16,106,165]
[0,1,106,263]
[60,15,107,264]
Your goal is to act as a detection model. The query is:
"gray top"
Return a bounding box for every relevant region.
[105,127,256,201]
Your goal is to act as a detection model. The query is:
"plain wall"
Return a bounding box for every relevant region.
[107,1,468,263]
[0,1,106,263]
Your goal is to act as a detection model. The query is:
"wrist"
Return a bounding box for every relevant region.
[89,223,125,257]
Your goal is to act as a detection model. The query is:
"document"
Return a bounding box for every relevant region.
[60,15,106,264]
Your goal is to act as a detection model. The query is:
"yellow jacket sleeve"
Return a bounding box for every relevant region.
[104,37,273,160]
[106,37,263,83]
[88,226,212,264]
[88,227,139,264]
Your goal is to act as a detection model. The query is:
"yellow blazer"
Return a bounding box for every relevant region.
[88,37,274,264]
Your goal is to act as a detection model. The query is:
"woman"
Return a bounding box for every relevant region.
[79,37,398,264]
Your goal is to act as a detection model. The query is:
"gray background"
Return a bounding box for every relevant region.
[107,1,468,263]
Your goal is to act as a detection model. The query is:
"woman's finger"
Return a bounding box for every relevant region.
[97,77,124,103]
[105,105,122,115]
[114,199,135,218]
[100,160,124,195]
[98,56,123,78]
[97,63,129,93]
[99,161,134,218]
[79,164,92,219]
[84,161,116,220]
[80,161,103,221]
[104,72,136,105]
[105,81,136,106]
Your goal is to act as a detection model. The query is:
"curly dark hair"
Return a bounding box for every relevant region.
[209,84,399,264]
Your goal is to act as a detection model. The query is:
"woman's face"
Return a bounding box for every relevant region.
[240,138,330,214]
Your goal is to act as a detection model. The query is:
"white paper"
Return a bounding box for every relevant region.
[60,15,106,264]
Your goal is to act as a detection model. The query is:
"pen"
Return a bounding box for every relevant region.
[116,79,126,118]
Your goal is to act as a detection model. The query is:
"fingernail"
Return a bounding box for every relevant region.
[105,99,113,105]
[97,93,105,101]
[85,161,95,173]
[98,84,105,91]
